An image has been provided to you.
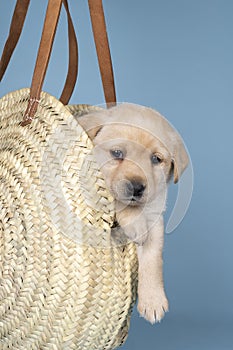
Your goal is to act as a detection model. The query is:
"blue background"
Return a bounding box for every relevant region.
[1,1,233,349]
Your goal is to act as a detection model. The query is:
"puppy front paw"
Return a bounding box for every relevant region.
[137,290,169,324]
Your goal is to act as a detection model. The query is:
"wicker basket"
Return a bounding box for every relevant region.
[0,88,138,349]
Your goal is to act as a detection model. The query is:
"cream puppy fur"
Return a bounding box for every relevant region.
[76,103,189,324]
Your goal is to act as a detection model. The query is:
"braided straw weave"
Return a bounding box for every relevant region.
[0,88,138,350]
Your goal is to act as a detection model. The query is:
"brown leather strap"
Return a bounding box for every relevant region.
[2,0,115,124]
[0,0,78,117]
[0,0,30,80]
[60,0,78,105]
[21,0,78,126]
[21,0,63,126]
[88,0,116,106]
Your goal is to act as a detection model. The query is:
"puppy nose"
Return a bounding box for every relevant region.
[126,180,146,199]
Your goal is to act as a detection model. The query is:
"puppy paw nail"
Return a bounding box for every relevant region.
[137,296,169,324]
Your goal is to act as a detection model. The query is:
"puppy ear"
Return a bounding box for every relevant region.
[75,111,106,140]
[172,137,189,184]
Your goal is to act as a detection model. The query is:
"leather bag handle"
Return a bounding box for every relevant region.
[21,0,78,125]
[88,0,116,107]
[0,0,30,80]
[0,0,78,125]
[60,0,78,105]
[1,0,116,125]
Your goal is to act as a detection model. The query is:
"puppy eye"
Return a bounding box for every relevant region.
[151,154,162,165]
[110,149,124,160]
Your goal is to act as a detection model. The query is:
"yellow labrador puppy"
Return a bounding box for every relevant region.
[76,103,188,324]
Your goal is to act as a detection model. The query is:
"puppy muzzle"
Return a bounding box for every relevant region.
[113,179,147,206]
[125,180,145,200]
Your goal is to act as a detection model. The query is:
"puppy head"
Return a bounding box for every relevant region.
[77,103,189,206]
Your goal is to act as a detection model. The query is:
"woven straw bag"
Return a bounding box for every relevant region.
[0,1,138,349]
